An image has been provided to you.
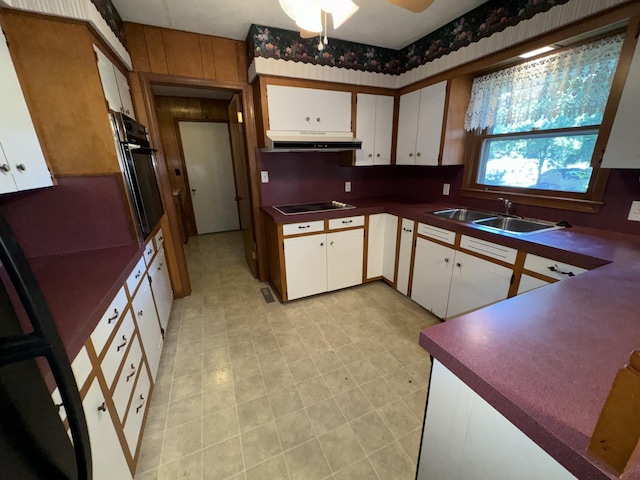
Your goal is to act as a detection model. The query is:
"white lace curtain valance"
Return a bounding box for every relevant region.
[464,34,625,133]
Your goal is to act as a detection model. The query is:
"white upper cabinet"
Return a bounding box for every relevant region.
[0,27,52,194]
[603,35,640,168]
[396,81,447,166]
[93,45,136,119]
[356,94,394,166]
[267,85,352,133]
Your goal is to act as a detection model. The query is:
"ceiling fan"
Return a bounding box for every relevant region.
[280,0,435,46]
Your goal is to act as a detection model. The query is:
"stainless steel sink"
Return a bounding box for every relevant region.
[431,209,495,222]
[473,216,561,235]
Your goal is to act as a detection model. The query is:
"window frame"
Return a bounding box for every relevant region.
[460,26,637,214]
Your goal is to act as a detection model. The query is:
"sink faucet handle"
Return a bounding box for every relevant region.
[498,197,512,216]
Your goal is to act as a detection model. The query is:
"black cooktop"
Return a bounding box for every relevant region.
[274,201,355,215]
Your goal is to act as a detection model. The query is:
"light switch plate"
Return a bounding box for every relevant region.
[628,201,640,221]
[443,183,450,196]
[345,181,352,192]
[261,171,269,183]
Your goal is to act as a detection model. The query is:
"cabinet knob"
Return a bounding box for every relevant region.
[316,117,321,122]
[0,164,10,172]
[330,241,334,246]
[16,164,26,171]
[320,242,325,246]
[376,154,380,157]
[416,153,421,158]
[191,188,196,192]
[409,153,413,158]
[456,262,462,268]
[444,258,449,263]
[305,117,310,122]
[368,154,373,158]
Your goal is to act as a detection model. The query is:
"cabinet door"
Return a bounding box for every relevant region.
[366,214,385,279]
[374,95,394,165]
[447,251,512,319]
[132,276,163,381]
[411,238,454,318]
[83,378,133,480]
[123,363,151,457]
[396,218,415,295]
[602,35,640,168]
[149,248,173,331]
[327,229,364,291]
[517,274,550,295]
[396,90,420,165]
[114,67,135,119]
[267,85,351,132]
[415,81,447,166]
[355,94,376,166]
[284,233,327,300]
[0,28,51,191]
[0,143,17,193]
[382,214,399,283]
[93,46,121,113]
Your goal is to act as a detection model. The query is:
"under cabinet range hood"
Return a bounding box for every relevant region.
[265,131,362,152]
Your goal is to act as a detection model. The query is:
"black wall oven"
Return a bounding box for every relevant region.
[112,113,164,240]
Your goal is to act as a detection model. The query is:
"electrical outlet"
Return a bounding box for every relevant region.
[443,183,450,196]
[628,201,640,221]
[345,181,352,193]
[261,171,269,183]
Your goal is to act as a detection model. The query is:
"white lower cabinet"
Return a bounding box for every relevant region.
[123,364,151,457]
[284,233,328,301]
[411,238,455,318]
[446,251,512,319]
[132,276,163,381]
[327,229,364,291]
[112,334,143,421]
[517,274,550,294]
[284,227,365,300]
[149,248,173,331]
[83,378,132,480]
[396,218,415,295]
[366,213,398,282]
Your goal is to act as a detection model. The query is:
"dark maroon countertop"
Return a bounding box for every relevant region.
[264,196,640,479]
[28,245,144,362]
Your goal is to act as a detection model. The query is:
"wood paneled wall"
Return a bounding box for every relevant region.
[125,23,248,83]
[154,96,230,236]
[0,10,121,176]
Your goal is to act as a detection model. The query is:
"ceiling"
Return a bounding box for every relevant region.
[110,0,488,50]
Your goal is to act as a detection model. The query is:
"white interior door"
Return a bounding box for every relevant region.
[179,121,240,234]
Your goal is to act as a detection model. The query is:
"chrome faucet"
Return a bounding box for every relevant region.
[498,197,512,216]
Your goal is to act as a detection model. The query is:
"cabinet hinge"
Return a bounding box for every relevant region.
[160,327,165,339]
[148,275,153,285]
[510,273,515,286]
[635,24,640,39]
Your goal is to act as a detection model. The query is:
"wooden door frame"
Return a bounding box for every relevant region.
[136,73,267,292]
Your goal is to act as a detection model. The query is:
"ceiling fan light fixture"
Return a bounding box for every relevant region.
[331,0,359,29]
[295,3,323,33]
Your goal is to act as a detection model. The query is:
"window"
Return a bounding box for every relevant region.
[462,34,625,209]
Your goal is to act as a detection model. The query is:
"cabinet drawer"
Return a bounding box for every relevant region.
[417,223,455,245]
[143,239,155,265]
[113,334,143,422]
[283,220,324,236]
[154,227,165,249]
[460,235,517,264]
[328,215,364,230]
[523,254,587,280]
[124,364,151,456]
[91,286,128,357]
[126,255,146,296]
[102,310,136,389]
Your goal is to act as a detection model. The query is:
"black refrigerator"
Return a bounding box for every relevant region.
[0,212,91,480]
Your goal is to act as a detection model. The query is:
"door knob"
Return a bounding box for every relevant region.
[191,188,196,192]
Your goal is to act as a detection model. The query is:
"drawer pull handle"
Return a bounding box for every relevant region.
[55,403,64,411]
[330,241,334,246]
[117,335,128,352]
[342,220,353,224]
[158,263,163,271]
[147,248,153,255]
[158,236,163,242]
[107,308,119,324]
[0,164,10,172]
[403,228,412,233]
[97,402,107,412]
[138,310,143,317]
[548,265,575,277]
[126,364,137,381]
[136,394,146,414]
[298,225,310,229]
[16,164,26,171]
[135,270,142,279]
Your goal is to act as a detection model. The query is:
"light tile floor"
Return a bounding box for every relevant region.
[134,231,440,480]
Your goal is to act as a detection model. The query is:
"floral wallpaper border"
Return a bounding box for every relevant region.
[247,0,571,75]
[90,0,126,45]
